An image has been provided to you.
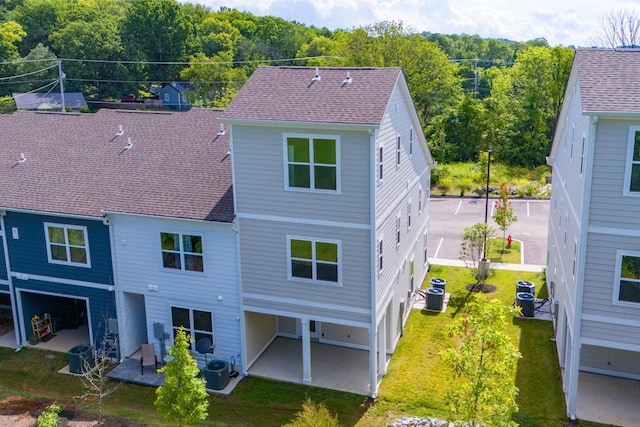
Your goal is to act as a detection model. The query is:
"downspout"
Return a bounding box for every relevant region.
[0,212,20,348]
[104,213,125,362]
[368,127,378,397]
[227,124,247,376]
[567,114,597,420]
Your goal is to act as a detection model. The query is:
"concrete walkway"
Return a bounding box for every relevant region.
[429,257,544,272]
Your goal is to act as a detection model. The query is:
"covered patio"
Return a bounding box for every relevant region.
[247,336,381,396]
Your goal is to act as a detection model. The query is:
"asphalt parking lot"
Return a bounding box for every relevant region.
[427,197,550,266]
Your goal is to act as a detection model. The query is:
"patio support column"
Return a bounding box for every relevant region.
[301,318,312,385]
[567,339,581,419]
[377,316,386,375]
[369,327,377,397]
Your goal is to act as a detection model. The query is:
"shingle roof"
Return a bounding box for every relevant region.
[576,48,640,113]
[0,108,233,222]
[222,66,402,125]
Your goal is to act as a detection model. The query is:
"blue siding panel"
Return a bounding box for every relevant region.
[5,212,113,284]
[0,238,7,280]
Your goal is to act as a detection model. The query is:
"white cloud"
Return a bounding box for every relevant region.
[189,0,638,46]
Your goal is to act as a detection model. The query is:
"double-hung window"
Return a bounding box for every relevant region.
[396,135,401,166]
[288,236,340,284]
[285,134,340,192]
[614,251,640,304]
[624,127,640,195]
[161,232,204,272]
[44,223,90,267]
[171,307,213,351]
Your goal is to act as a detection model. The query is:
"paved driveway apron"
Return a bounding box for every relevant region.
[427,197,550,265]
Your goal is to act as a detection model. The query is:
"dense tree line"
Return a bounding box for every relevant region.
[0,0,575,167]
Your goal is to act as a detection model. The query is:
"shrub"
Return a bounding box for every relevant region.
[37,404,62,427]
[283,398,341,427]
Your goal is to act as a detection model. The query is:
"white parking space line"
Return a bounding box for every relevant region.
[434,237,444,258]
[454,200,462,215]
[527,201,530,217]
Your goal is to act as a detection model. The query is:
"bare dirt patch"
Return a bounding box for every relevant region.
[0,396,142,427]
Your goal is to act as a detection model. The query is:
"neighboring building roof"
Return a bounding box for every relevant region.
[222,66,402,126]
[0,109,233,222]
[576,48,640,113]
[12,92,88,110]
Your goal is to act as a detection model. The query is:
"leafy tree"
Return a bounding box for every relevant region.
[460,222,496,285]
[493,183,518,251]
[440,295,521,427]
[590,9,640,48]
[8,0,69,54]
[492,46,573,166]
[283,398,341,427]
[121,0,194,82]
[0,20,26,87]
[439,95,487,162]
[155,327,208,426]
[179,51,246,107]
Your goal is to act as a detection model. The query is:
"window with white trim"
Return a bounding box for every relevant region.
[378,238,384,274]
[288,236,340,284]
[171,307,213,351]
[624,127,640,195]
[285,134,339,192]
[409,128,413,156]
[572,240,578,277]
[423,232,428,265]
[396,215,401,245]
[164,93,170,102]
[407,201,412,230]
[409,258,415,292]
[396,135,401,166]
[161,232,203,272]
[614,252,640,304]
[580,134,586,176]
[378,145,384,182]
[418,187,423,213]
[44,223,90,267]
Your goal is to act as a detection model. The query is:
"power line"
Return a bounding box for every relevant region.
[0,64,57,81]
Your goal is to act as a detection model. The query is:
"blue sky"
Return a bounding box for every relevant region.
[188,0,636,47]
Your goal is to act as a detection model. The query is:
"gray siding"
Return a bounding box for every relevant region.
[239,218,371,323]
[581,344,640,378]
[582,233,640,321]
[232,125,371,224]
[589,118,640,230]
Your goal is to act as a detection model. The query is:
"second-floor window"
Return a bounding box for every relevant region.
[45,223,90,267]
[285,134,339,192]
[624,127,640,195]
[161,232,203,272]
[615,252,640,304]
[288,236,340,284]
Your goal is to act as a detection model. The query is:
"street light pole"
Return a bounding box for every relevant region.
[482,150,492,261]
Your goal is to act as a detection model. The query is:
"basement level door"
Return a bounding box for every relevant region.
[310,320,319,340]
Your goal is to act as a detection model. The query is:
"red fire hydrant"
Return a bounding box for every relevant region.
[507,234,513,248]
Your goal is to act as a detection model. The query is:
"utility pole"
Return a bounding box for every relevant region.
[57,59,66,112]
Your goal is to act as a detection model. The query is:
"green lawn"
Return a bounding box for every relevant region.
[0,266,616,426]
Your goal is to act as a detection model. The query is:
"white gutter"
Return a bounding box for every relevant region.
[368,127,378,398]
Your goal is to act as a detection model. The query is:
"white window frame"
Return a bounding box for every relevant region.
[407,201,412,230]
[164,93,170,102]
[396,134,401,167]
[613,250,640,306]
[396,215,401,246]
[378,237,384,275]
[418,186,423,213]
[579,133,586,176]
[160,232,204,273]
[287,235,342,286]
[623,126,640,197]
[44,222,91,267]
[409,127,414,157]
[378,144,384,184]
[170,306,214,352]
[572,239,578,278]
[423,231,428,266]
[283,133,341,194]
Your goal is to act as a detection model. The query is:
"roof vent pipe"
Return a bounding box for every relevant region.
[312,67,321,81]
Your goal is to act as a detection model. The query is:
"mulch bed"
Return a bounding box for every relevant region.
[466,283,497,293]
